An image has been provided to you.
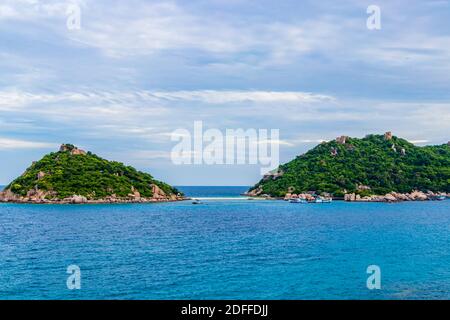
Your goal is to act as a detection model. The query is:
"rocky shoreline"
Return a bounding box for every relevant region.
[246,190,449,202]
[0,196,187,205]
[280,190,448,202]
[0,193,187,204]
[342,191,448,202]
[0,184,186,205]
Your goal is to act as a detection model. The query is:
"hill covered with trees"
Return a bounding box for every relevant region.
[248,133,450,198]
[0,144,183,203]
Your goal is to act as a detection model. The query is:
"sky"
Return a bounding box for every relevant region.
[0,0,449,186]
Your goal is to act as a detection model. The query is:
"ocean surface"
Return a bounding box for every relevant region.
[0,185,449,300]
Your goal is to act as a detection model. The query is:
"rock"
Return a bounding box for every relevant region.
[336,136,348,145]
[65,195,87,204]
[71,148,86,155]
[384,132,393,140]
[246,186,263,196]
[263,169,284,181]
[0,189,19,202]
[372,196,385,202]
[151,184,167,199]
[357,185,371,191]
[401,148,406,156]
[59,144,70,152]
[59,144,86,155]
[330,147,338,156]
[344,193,356,201]
[26,188,47,200]
[391,144,397,152]
[405,193,415,201]
[37,171,46,180]
[409,190,428,201]
[303,194,315,200]
[130,186,141,199]
[392,192,409,201]
[104,195,117,203]
[384,194,397,202]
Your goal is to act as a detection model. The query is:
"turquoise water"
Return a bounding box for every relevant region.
[0,186,449,300]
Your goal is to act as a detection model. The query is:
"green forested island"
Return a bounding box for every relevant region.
[248,133,450,200]
[0,144,183,204]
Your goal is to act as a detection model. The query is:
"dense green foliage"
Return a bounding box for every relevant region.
[249,134,450,197]
[5,145,180,199]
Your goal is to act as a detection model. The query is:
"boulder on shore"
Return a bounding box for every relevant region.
[64,195,88,204]
[343,190,439,202]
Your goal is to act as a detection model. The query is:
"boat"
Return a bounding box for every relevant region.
[309,196,332,203]
[312,197,323,203]
[436,196,446,201]
[289,198,308,204]
[289,196,332,204]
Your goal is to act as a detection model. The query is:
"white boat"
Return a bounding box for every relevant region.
[289,198,308,204]
[290,196,332,204]
[311,197,333,203]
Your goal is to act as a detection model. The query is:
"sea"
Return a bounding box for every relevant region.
[0,185,449,300]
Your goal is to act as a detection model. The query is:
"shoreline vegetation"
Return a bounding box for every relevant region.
[0,144,185,204]
[246,132,449,203]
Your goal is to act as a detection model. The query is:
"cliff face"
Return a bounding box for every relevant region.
[0,144,184,204]
[248,133,450,198]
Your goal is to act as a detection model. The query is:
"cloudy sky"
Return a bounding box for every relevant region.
[0,0,449,185]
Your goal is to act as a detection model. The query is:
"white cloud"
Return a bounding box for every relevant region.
[0,89,334,111]
[408,140,429,144]
[255,139,294,147]
[5,0,337,65]
[130,150,171,160]
[295,139,328,144]
[0,89,337,145]
[1,89,449,148]
[0,137,56,150]
[55,1,450,72]
[0,5,19,19]
[65,2,305,59]
[0,0,85,18]
[150,90,334,104]
[3,0,450,73]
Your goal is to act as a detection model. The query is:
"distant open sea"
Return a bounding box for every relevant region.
[1,185,449,299]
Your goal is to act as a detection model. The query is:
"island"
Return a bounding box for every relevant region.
[0,144,185,204]
[247,132,450,202]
